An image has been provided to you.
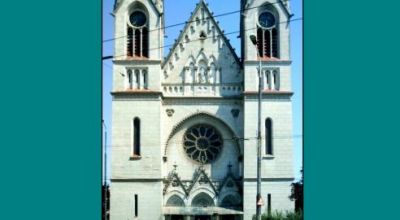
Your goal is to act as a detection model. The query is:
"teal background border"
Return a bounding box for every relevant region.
[0,0,101,219]
[1,0,400,219]
[305,0,400,219]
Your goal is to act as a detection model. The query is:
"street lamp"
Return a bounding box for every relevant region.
[250,34,263,220]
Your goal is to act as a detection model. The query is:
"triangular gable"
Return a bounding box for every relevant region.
[219,165,241,193]
[163,169,189,196]
[187,166,219,196]
[219,174,241,194]
[162,0,241,68]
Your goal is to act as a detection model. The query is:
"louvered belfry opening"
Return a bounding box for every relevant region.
[257,27,278,59]
[127,27,148,58]
[271,28,278,57]
[257,28,263,57]
[256,6,280,59]
[134,29,142,57]
[127,7,149,59]
[127,26,133,56]
[142,27,149,58]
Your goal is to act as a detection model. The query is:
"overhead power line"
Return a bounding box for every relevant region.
[103,134,303,148]
[104,17,302,60]
[103,0,290,43]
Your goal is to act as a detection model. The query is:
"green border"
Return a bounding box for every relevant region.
[0,0,101,219]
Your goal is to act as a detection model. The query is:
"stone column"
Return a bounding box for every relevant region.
[271,70,275,91]
[216,67,221,84]
[140,69,145,90]
[263,69,267,90]
[184,67,190,84]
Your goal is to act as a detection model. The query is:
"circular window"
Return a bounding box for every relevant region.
[258,11,276,28]
[129,11,147,28]
[183,124,223,164]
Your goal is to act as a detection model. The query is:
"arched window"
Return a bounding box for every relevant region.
[133,118,141,156]
[166,195,185,207]
[191,192,215,207]
[142,69,148,89]
[220,195,241,209]
[127,7,149,58]
[257,9,279,59]
[265,118,273,155]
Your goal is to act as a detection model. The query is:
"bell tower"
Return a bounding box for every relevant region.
[241,0,295,219]
[110,1,164,220]
[112,0,164,92]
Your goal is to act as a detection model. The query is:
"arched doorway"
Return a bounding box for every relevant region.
[166,195,185,220]
[191,193,214,220]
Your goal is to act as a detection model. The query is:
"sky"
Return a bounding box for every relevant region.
[102,0,303,181]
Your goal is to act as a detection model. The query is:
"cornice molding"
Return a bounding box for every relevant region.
[244,60,292,65]
[113,59,162,65]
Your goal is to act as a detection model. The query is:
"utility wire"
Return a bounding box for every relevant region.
[104,134,303,148]
[106,17,302,60]
[103,0,290,43]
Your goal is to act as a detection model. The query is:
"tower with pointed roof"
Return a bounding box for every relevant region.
[110,1,294,219]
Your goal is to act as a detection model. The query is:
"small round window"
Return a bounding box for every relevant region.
[258,11,276,28]
[183,124,223,164]
[129,11,147,28]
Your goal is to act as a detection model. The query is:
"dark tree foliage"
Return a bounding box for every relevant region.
[102,184,110,220]
[289,169,303,212]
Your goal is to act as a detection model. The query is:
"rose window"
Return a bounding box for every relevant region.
[183,124,223,164]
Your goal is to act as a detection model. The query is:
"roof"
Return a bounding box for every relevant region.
[242,0,292,17]
[114,0,163,15]
[162,0,241,68]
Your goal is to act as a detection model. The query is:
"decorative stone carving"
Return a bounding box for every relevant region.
[166,109,175,117]
[231,109,240,118]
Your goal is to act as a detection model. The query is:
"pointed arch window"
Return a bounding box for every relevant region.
[257,10,279,58]
[127,9,149,58]
[166,195,185,207]
[191,192,215,207]
[133,118,141,156]
[265,118,273,155]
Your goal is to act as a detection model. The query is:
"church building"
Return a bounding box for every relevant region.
[110,0,295,219]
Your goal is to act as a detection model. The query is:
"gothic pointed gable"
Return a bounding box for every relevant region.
[187,166,219,196]
[163,167,189,196]
[162,0,242,87]
[219,167,241,193]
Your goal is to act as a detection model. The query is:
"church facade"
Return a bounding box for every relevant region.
[110,0,295,219]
